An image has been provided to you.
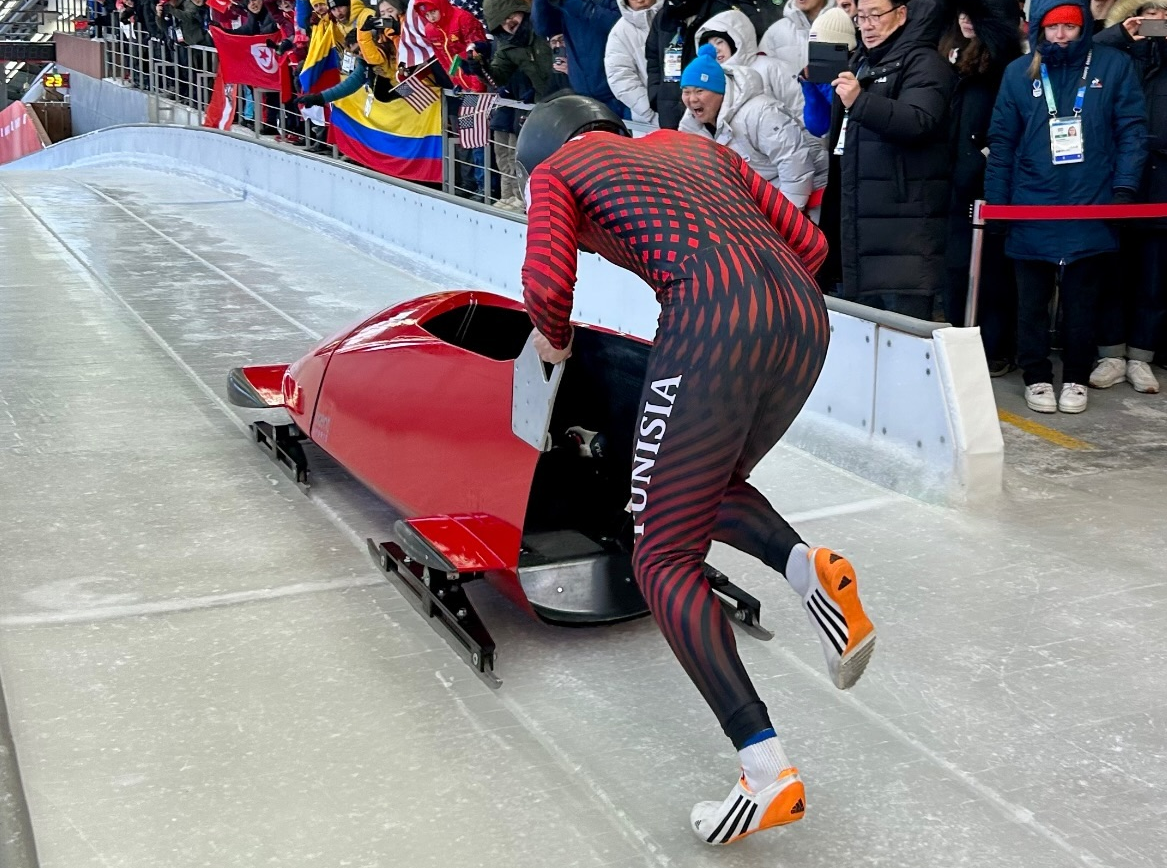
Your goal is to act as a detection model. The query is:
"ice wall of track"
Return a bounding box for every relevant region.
[3,124,1003,503]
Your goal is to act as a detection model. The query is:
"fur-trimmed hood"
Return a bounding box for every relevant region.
[1107,0,1167,26]
[953,0,1022,65]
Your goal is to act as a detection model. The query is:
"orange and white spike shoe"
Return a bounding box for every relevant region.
[690,767,806,845]
[804,547,876,689]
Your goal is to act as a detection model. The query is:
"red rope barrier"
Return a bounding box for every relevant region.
[981,203,1167,220]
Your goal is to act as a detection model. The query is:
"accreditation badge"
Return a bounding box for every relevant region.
[1049,117,1084,165]
[833,114,849,156]
[664,45,683,82]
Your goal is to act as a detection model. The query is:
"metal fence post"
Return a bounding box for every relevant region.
[442,93,454,195]
[964,198,986,329]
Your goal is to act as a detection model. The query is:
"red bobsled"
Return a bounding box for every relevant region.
[228,290,767,684]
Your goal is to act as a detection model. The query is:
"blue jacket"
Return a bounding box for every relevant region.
[984,0,1146,263]
[800,79,833,137]
[531,0,621,112]
[320,56,371,103]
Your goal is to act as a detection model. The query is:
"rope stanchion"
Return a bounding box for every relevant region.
[981,203,1167,220]
[964,199,1167,327]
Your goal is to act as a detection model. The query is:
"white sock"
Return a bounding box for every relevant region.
[739,735,793,791]
[784,543,812,597]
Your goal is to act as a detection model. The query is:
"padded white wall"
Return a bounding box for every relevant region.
[5,123,1003,502]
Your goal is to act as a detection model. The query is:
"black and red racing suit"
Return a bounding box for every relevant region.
[522,129,830,747]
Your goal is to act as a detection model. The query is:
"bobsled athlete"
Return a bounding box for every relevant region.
[516,92,877,846]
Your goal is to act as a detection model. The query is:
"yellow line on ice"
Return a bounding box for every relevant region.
[998,409,1094,451]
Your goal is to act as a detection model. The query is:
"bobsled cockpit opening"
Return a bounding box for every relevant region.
[517,326,652,626]
[421,303,533,362]
[523,327,650,550]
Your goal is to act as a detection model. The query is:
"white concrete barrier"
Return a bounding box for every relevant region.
[4,123,1003,503]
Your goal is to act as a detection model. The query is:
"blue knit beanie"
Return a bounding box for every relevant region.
[680,43,726,94]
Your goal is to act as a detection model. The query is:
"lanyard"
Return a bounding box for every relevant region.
[1038,50,1091,117]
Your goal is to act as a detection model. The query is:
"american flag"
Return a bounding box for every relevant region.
[397,0,436,69]
[457,92,498,149]
[393,60,439,113]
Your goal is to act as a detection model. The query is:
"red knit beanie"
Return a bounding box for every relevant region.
[1041,4,1084,27]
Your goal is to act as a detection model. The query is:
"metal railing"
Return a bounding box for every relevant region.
[0,0,88,39]
[101,27,529,207]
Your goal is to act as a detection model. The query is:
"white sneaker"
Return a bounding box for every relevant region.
[1059,382,1088,413]
[1024,382,1057,413]
[1127,360,1160,394]
[691,767,806,845]
[1089,357,1127,389]
[803,548,876,690]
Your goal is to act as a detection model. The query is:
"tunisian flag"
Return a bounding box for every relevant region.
[209,29,291,101]
[0,102,48,165]
[202,73,236,130]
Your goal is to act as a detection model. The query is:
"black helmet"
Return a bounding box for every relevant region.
[515,93,630,183]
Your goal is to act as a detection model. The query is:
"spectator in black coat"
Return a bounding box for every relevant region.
[237,0,280,33]
[644,0,777,129]
[1091,0,1167,392]
[939,0,1021,366]
[829,0,957,319]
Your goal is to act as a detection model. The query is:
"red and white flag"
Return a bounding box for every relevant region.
[208,28,291,101]
[205,0,231,12]
[457,91,497,149]
[202,71,236,130]
[392,58,439,113]
[397,0,436,69]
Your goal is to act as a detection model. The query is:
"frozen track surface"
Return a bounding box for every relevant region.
[1,168,1165,868]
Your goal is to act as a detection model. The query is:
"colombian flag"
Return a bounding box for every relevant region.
[329,89,443,184]
[299,20,342,95]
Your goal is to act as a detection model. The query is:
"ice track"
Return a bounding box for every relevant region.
[1,168,1165,868]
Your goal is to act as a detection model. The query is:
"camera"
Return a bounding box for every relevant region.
[369,16,400,35]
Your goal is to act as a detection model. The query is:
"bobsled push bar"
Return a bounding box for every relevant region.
[367,526,500,688]
[705,564,773,642]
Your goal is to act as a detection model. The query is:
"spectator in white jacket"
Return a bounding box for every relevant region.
[760,0,836,80]
[695,9,804,117]
[678,45,827,210]
[604,0,663,125]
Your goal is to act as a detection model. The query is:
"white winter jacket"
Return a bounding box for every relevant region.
[678,65,826,209]
[694,9,803,117]
[605,0,663,125]
[759,1,836,80]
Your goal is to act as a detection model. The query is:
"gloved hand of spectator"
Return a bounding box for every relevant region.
[296,93,325,108]
[1112,187,1138,205]
[360,13,377,30]
[460,53,483,77]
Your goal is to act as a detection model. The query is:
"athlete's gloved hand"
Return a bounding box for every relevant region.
[533,329,572,365]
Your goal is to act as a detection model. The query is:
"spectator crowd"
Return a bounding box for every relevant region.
[90,0,1167,414]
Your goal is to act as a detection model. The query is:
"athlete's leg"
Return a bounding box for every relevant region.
[630,302,769,746]
[709,259,830,574]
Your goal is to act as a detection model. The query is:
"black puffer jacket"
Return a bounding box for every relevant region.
[829,0,957,300]
[945,0,1022,267]
[1097,2,1167,225]
[645,0,777,130]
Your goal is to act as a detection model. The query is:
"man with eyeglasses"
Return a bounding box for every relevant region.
[827,0,956,320]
